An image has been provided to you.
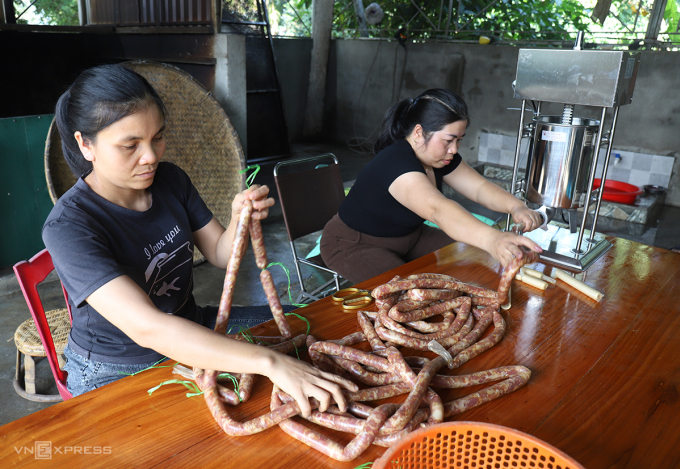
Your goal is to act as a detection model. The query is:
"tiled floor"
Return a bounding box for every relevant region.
[1,141,678,427]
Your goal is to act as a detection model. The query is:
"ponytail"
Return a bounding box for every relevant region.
[373,98,413,154]
[373,88,469,154]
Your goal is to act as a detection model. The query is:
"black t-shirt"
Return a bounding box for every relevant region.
[42,162,213,364]
[339,139,462,237]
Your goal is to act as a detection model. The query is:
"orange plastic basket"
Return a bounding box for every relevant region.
[373,422,585,469]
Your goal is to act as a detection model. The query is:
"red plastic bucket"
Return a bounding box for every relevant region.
[593,179,642,205]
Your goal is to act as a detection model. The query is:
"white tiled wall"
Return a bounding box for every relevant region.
[477,131,675,190]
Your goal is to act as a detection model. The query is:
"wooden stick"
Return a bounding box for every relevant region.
[515,272,549,290]
[521,267,556,285]
[553,269,604,302]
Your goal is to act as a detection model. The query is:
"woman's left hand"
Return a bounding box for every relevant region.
[510,205,543,232]
[232,185,275,221]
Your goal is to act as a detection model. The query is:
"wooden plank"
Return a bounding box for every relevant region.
[531,256,680,469]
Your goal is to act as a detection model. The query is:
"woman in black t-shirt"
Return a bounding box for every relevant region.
[321,89,543,284]
[43,65,357,413]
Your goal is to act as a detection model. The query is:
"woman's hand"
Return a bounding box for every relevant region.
[487,230,542,269]
[231,185,275,221]
[264,352,359,418]
[509,205,543,232]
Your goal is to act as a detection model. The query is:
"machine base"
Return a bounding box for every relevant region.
[522,223,612,272]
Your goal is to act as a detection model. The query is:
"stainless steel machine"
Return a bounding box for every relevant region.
[509,32,641,271]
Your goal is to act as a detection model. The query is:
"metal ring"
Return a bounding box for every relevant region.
[342,296,374,310]
[332,288,362,302]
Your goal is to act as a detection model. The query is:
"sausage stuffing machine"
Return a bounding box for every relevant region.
[508,32,642,272]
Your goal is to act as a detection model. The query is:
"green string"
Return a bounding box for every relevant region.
[147,372,242,400]
[236,326,256,344]
[147,379,203,398]
[352,463,373,469]
[217,372,242,402]
[261,262,310,360]
[239,164,261,188]
[285,311,311,335]
[266,262,308,308]
[117,357,177,376]
[236,326,275,346]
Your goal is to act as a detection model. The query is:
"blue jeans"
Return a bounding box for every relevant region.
[63,305,296,397]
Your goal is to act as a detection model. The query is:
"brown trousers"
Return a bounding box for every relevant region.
[320,214,455,284]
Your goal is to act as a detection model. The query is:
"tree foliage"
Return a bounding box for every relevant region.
[270,0,680,46]
[13,0,79,25]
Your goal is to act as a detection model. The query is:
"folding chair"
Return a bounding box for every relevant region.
[13,248,73,401]
[274,154,347,303]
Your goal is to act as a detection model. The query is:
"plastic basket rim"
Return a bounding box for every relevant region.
[372,421,585,469]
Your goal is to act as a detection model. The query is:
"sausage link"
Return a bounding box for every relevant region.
[195,367,301,435]
[265,334,307,355]
[471,296,501,307]
[437,312,475,349]
[497,251,539,305]
[215,201,252,334]
[383,297,471,341]
[407,288,462,301]
[375,325,431,351]
[443,307,494,357]
[447,310,506,369]
[386,348,444,427]
[443,366,531,417]
[380,355,447,434]
[375,306,474,351]
[259,269,292,339]
[358,311,387,353]
[372,278,497,300]
[405,311,455,333]
[388,297,465,323]
[426,365,530,389]
[329,354,401,386]
[329,331,366,347]
[308,341,391,373]
[306,335,355,379]
[248,217,268,269]
[345,382,412,402]
[372,409,430,447]
[238,373,255,402]
[271,390,399,462]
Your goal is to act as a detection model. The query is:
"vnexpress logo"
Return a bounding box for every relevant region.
[35,441,52,459]
[14,441,112,458]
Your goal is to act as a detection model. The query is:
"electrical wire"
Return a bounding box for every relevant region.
[345,37,409,155]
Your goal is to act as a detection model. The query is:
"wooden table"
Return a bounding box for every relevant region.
[2,239,680,468]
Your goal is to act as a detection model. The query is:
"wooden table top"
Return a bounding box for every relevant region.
[2,238,680,468]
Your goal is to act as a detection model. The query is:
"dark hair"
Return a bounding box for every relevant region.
[55,64,166,177]
[373,88,469,154]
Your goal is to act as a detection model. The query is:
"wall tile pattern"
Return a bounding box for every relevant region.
[476,132,675,190]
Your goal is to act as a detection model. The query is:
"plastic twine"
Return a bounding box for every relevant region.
[266,261,308,308]
[147,372,241,400]
[117,357,177,376]
[239,164,261,188]
[148,379,203,398]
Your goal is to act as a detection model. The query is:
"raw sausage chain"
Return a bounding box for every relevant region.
[179,202,538,461]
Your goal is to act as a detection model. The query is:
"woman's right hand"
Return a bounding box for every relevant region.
[231,184,275,222]
[264,352,359,418]
[486,230,542,268]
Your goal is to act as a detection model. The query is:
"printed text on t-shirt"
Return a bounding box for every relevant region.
[144,225,182,259]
